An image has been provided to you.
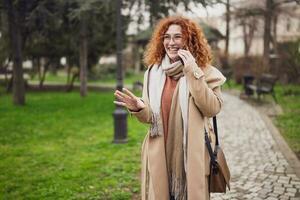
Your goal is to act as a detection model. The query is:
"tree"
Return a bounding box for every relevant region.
[263,0,273,70]
[262,0,299,70]
[1,0,131,96]
[213,0,232,67]
[24,0,67,88]
[132,0,213,27]
[79,14,88,97]
[241,17,258,57]
[67,0,130,97]
[233,7,260,57]
[2,0,31,105]
[0,4,10,67]
[225,0,230,59]
[231,0,299,70]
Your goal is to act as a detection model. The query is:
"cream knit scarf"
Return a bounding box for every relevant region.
[148,55,189,200]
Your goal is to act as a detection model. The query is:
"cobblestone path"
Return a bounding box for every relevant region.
[211,93,300,200]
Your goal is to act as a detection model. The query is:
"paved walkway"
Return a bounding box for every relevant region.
[211,93,300,200]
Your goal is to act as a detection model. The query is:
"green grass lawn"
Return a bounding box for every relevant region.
[30,72,69,83]
[0,91,147,199]
[274,84,300,158]
[91,73,144,85]
[29,71,144,86]
[221,78,243,91]
[1,78,299,199]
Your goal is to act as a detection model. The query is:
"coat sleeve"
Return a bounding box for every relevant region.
[183,62,226,117]
[130,69,153,124]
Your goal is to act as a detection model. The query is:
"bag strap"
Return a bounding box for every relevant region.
[205,130,217,165]
[213,116,219,146]
[204,116,219,164]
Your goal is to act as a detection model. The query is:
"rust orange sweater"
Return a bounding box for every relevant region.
[161,76,178,144]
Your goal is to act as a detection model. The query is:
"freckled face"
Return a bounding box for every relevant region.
[163,24,184,62]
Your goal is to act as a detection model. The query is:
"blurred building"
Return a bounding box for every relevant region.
[201,0,300,56]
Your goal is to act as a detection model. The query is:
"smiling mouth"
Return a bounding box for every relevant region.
[168,47,180,53]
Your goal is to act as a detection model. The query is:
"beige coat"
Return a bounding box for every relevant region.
[132,62,226,200]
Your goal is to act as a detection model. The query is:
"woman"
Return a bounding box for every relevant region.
[114,16,226,200]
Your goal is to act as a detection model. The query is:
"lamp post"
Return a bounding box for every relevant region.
[113,0,128,143]
[269,49,279,75]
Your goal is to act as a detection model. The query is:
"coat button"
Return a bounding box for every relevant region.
[194,71,201,79]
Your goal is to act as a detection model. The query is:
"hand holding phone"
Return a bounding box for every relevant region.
[178,48,196,66]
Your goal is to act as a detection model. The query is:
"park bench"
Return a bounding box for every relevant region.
[246,73,278,102]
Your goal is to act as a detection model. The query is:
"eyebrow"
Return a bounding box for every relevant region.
[163,33,182,36]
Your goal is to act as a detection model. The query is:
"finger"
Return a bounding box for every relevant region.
[178,56,187,65]
[114,90,122,97]
[179,50,195,62]
[123,88,136,99]
[178,51,187,62]
[115,92,131,104]
[178,50,186,57]
[115,90,131,100]
[114,101,127,107]
[179,49,189,53]
[182,49,194,58]
[115,93,125,102]
[187,51,194,58]
[180,49,193,58]
[115,90,125,96]
[178,50,188,58]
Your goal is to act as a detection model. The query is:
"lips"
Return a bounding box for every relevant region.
[167,47,180,54]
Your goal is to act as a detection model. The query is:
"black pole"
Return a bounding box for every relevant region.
[113,0,128,143]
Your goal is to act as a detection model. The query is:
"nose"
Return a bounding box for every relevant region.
[169,37,175,45]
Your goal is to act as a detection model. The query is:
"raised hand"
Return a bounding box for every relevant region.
[178,49,196,66]
[114,88,145,112]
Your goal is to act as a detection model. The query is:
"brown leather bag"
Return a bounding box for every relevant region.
[205,116,231,193]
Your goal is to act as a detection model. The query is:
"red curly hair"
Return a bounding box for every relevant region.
[143,16,212,68]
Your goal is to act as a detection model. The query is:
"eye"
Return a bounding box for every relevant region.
[174,35,182,40]
[163,35,171,40]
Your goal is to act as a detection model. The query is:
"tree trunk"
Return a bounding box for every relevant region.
[6,0,25,105]
[66,72,78,92]
[225,0,230,58]
[149,0,159,27]
[263,0,273,71]
[39,60,50,88]
[66,62,71,84]
[134,45,141,74]
[243,19,256,57]
[272,14,278,52]
[242,22,250,57]
[79,18,88,97]
[49,58,58,75]
[37,57,41,80]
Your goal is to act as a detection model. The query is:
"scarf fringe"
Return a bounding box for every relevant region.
[150,113,162,137]
[170,173,187,200]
